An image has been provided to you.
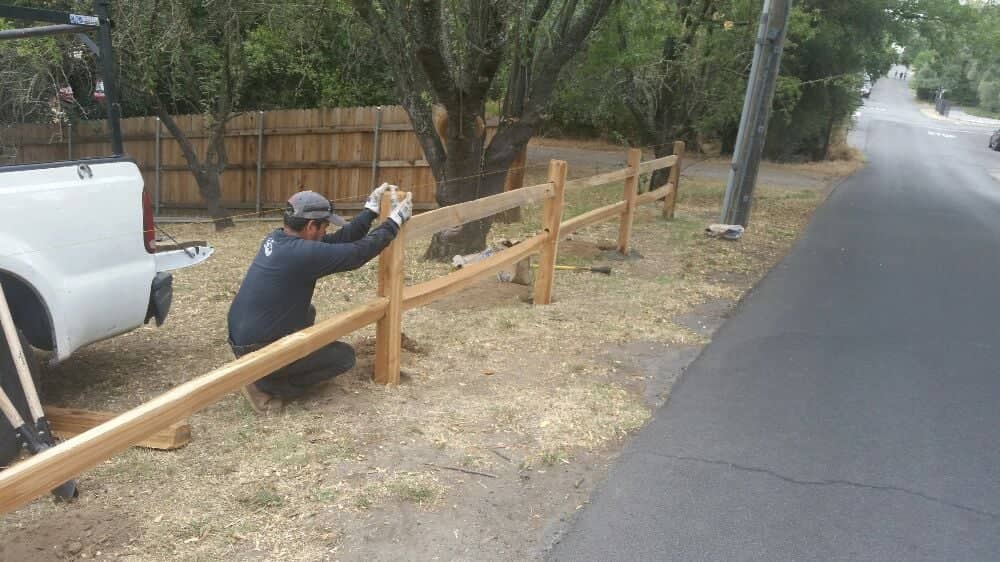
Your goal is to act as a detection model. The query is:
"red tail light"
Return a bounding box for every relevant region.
[142,191,156,253]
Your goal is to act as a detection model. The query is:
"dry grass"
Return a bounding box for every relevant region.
[1,160,846,560]
[770,156,864,179]
[826,143,864,163]
[679,154,863,183]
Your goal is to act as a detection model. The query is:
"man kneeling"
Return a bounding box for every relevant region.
[227,184,411,412]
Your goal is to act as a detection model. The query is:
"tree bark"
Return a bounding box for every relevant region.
[352,0,614,259]
[156,107,235,230]
[423,107,502,260]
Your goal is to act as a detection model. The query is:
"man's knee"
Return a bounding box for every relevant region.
[284,341,355,388]
[328,341,356,373]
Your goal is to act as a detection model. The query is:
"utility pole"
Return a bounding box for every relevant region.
[720,0,792,227]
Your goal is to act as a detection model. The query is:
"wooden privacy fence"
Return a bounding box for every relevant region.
[9,106,509,213]
[0,144,684,513]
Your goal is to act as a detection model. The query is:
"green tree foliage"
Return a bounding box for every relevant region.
[904,0,997,109]
[545,0,902,162]
[1,1,394,220]
[966,2,1000,112]
[2,0,986,177]
[114,0,393,115]
[113,0,394,225]
[240,3,395,109]
[546,0,754,149]
[0,5,109,148]
[351,0,617,257]
[765,0,896,161]
[113,0,271,226]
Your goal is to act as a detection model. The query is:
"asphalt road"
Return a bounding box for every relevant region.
[547,76,1000,560]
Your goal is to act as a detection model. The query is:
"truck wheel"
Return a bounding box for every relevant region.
[0,328,41,468]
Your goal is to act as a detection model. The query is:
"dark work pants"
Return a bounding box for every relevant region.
[230,306,356,399]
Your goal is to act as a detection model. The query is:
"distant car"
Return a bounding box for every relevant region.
[990,129,1000,151]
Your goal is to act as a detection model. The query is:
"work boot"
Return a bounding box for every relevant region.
[241,383,283,414]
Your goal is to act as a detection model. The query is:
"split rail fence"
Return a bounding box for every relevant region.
[0,143,684,513]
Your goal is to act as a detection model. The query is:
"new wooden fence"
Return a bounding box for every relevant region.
[8,106,509,213]
[0,144,684,513]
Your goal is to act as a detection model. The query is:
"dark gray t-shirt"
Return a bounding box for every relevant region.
[227,209,398,345]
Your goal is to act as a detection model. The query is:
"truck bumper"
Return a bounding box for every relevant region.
[145,272,173,326]
[143,242,213,328]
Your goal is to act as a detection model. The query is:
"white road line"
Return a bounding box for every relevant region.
[925,126,993,135]
[927,131,957,139]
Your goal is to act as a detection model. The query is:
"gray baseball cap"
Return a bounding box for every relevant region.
[285,190,347,226]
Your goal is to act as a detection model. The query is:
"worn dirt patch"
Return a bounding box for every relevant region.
[427,278,532,313]
[605,341,703,409]
[557,238,605,262]
[0,505,137,561]
[674,299,736,339]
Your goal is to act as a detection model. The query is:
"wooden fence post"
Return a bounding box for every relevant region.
[370,106,383,191]
[374,191,406,385]
[255,110,264,216]
[498,145,528,223]
[617,148,642,254]
[533,160,567,305]
[664,140,685,220]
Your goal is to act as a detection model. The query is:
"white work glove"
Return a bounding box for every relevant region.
[364,182,398,213]
[388,191,413,227]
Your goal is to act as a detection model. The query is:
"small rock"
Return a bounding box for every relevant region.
[67,542,83,555]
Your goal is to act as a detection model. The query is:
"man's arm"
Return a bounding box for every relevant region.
[322,209,378,244]
[324,183,395,244]
[305,220,399,278]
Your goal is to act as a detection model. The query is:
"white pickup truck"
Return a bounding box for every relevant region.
[0,2,212,469]
[0,158,212,362]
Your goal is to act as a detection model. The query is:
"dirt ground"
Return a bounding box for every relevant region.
[0,153,859,561]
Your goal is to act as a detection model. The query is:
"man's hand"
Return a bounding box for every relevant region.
[389,191,413,227]
[365,182,398,213]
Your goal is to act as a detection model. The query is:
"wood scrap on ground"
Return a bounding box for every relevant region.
[43,406,191,451]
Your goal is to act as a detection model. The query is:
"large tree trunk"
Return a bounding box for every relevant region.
[195,168,236,230]
[424,170,511,259]
[156,107,235,230]
[351,0,616,260]
[423,110,517,260]
[648,135,674,192]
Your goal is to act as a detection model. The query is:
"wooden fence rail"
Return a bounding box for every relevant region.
[0,143,684,514]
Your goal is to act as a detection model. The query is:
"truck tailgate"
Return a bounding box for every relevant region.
[154,242,214,272]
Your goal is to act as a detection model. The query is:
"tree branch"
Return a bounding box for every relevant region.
[155,103,209,185]
[487,0,616,168]
[351,0,447,179]
[466,0,505,100]
[412,0,459,105]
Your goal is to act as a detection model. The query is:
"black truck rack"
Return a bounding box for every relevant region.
[0,1,123,156]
